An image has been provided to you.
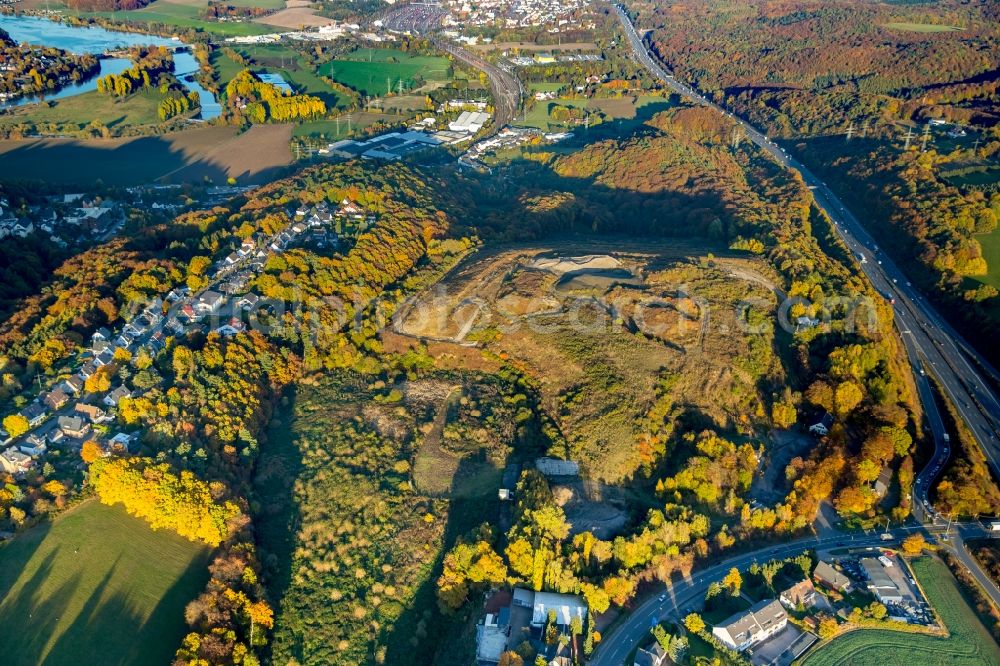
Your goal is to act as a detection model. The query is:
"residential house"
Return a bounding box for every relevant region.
[194,290,224,314]
[238,293,260,311]
[20,402,48,428]
[813,560,853,593]
[337,198,364,219]
[712,599,787,652]
[874,466,892,498]
[512,588,587,628]
[42,388,70,411]
[75,403,109,424]
[215,318,246,337]
[779,579,818,610]
[94,349,114,367]
[108,432,135,452]
[62,375,85,395]
[103,386,132,408]
[0,447,35,475]
[634,643,667,666]
[19,433,47,457]
[809,412,834,436]
[79,361,98,379]
[58,415,91,439]
[91,327,113,350]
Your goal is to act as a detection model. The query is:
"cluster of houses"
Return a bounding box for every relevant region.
[0,364,137,477]
[0,194,123,244]
[437,0,595,32]
[1,194,373,477]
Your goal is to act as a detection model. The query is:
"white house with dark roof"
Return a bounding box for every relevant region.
[712,599,787,652]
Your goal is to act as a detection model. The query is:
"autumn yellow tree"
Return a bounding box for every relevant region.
[3,413,30,439]
[902,533,926,556]
[683,612,705,634]
[88,457,243,546]
[81,440,104,464]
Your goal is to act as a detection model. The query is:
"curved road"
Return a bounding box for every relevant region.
[588,5,1000,664]
[590,523,995,666]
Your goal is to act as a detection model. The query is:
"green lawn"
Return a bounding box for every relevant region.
[883,22,961,32]
[519,94,670,130]
[291,112,409,139]
[319,49,452,96]
[803,557,1000,666]
[87,1,273,36]
[0,500,210,666]
[211,49,245,87]
[0,88,169,132]
[976,227,1000,291]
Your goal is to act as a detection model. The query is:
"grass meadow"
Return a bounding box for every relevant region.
[0,500,210,666]
[88,0,273,36]
[319,49,452,96]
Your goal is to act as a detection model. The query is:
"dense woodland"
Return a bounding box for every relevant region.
[630,0,1000,362]
[0,87,997,666]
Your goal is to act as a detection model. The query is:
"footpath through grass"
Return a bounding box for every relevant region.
[0,500,210,666]
[803,556,1000,666]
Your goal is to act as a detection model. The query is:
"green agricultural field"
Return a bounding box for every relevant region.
[0,89,169,132]
[319,49,452,96]
[0,500,210,666]
[211,49,245,87]
[519,94,670,130]
[883,22,961,32]
[292,111,410,139]
[803,557,1000,666]
[87,0,273,37]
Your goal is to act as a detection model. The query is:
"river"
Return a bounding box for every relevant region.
[0,15,220,119]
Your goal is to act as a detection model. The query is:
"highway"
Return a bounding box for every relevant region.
[586,5,1000,664]
[613,3,1000,481]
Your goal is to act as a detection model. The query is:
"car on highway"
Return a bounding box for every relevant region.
[658,594,667,602]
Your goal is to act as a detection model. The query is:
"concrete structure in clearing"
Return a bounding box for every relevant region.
[475,607,511,663]
[535,457,580,478]
[711,598,787,652]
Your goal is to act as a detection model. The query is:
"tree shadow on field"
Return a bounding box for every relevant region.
[382,455,502,666]
[42,554,210,666]
[251,384,304,663]
[0,136,226,187]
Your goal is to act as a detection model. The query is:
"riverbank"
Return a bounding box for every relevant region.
[0,14,220,120]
